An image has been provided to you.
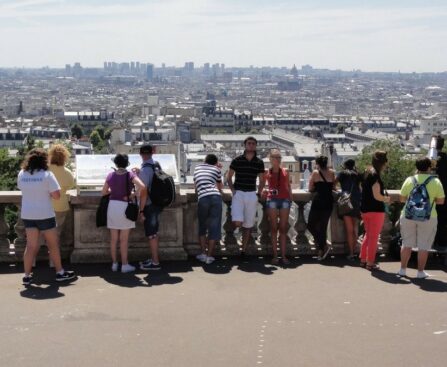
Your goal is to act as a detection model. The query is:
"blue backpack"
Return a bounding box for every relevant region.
[404,176,435,221]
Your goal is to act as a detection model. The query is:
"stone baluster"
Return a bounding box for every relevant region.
[222,199,240,256]
[294,201,310,254]
[13,204,26,261]
[258,203,271,256]
[379,207,394,254]
[0,204,11,262]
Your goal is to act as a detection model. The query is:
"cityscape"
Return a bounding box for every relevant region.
[1,1,447,366]
[1,61,447,186]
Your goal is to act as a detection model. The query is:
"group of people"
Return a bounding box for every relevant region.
[17,136,447,286]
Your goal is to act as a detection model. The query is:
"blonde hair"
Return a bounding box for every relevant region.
[269,148,281,158]
[48,144,70,166]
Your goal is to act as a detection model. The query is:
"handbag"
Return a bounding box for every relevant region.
[337,180,354,217]
[96,194,110,227]
[125,172,139,221]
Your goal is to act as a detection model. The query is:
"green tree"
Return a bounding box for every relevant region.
[71,124,83,139]
[94,125,105,140]
[356,139,416,189]
[90,130,102,148]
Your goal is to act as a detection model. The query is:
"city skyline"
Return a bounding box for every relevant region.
[0,0,447,72]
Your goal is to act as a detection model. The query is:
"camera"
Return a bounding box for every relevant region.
[270,189,279,196]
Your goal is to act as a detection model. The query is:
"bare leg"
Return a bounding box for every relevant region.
[199,235,207,254]
[400,247,412,270]
[24,229,41,275]
[417,250,429,272]
[119,229,131,265]
[149,236,160,264]
[207,240,216,257]
[343,216,355,256]
[268,209,279,258]
[42,229,63,273]
[241,227,251,252]
[110,229,119,263]
[279,208,290,259]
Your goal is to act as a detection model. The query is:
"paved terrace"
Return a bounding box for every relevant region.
[1,257,446,367]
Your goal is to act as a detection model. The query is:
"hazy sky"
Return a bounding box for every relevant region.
[1,0,446,72]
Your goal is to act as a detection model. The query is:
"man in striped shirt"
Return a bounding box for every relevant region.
[193,154,223,264]
[227,137,266,259]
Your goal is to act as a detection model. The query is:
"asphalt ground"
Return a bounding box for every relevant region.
[1,255,446,367]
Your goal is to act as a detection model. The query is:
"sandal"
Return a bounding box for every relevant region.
[282,257,290,265]
[359,262,367,268]
[271,257,280,265]
[366,263,380,271]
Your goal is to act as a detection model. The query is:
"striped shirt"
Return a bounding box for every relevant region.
[193,164,222,200]
[230,153,265,192]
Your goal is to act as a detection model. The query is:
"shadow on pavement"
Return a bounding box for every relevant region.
[411,278,447,293]
[20,284,65,300]
[371,269,413,285]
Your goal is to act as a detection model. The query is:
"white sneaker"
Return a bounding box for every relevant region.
[111,262,119,272]
[205,256,215,264]
[196,253,207,262]
[121,264,136,273]
[416,271,430,279]
[397,268,406,277]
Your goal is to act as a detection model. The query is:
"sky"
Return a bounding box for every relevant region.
[0,0,446,72]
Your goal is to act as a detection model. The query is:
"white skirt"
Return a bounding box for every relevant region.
[107,200,136,230]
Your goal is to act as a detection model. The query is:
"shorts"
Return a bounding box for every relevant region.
[198,195,222,240]
[266,199,292,210]
[400,216,437,251]
[23,217,56,231]
[231,190,258,228]
[143,204,163,238]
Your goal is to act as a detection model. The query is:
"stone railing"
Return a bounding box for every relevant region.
[0,189,403,263]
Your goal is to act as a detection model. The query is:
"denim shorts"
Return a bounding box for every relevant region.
[143,204,163,238]
[266,199,292,210]
[198,195,222,240]
[22,217,56,231]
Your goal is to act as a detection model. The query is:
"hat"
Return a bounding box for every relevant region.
[140,144,153,154]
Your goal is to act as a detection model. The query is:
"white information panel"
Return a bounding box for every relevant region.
[75,154,179,187]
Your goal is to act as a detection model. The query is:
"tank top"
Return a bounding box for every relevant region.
[266,168,290,200]
[311,170,334,210]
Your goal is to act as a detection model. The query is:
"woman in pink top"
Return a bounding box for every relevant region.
[262,149,293,265]
[102,154,147,273]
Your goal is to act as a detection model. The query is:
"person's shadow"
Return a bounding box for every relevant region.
[237,257,277,275]
[20,284,65,300]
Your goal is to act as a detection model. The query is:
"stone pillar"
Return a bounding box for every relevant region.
[258,203,271,256]
[0,204,11,262]
[13,204,26,260]
[222,200,240,256]
[379,210,393,254]
[294,201,312,254]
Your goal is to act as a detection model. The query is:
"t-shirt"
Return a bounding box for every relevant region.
[18,169,61,220]
[230,153,265,192]
[361,170,385,213]
[106,170,136,202]
[49,164,75,212]
[400,174,445,218]
[139,158,156,206]
[193,163,222,200]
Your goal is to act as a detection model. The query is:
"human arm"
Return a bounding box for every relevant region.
[132,176,147,210]
[287,170,293,201]
[257,171,266,197]
[50,190,61,200]
[373,182,390,203]
[308,171,317,192]
[101,181,110,196]
[227,168,235,195]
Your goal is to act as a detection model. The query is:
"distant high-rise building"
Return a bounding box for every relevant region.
[136,62,140,73]
[291,64,298,77]
[104,61,107,70]
[203,63,210,74]
[65,64,71,76]
[184,62,194,75]
[146,63,154,81]
[130,61,135,73]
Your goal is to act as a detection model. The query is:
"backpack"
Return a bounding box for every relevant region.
[142,162,176,207]
[404,176,435,221]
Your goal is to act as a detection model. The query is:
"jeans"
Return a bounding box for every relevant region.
[143,204,163,238]
[198,195,222,241]
[307,207,332,251]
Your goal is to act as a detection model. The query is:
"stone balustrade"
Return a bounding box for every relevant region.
[0,189,404,263]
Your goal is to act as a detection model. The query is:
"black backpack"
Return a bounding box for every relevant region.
[142,162,176,207]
